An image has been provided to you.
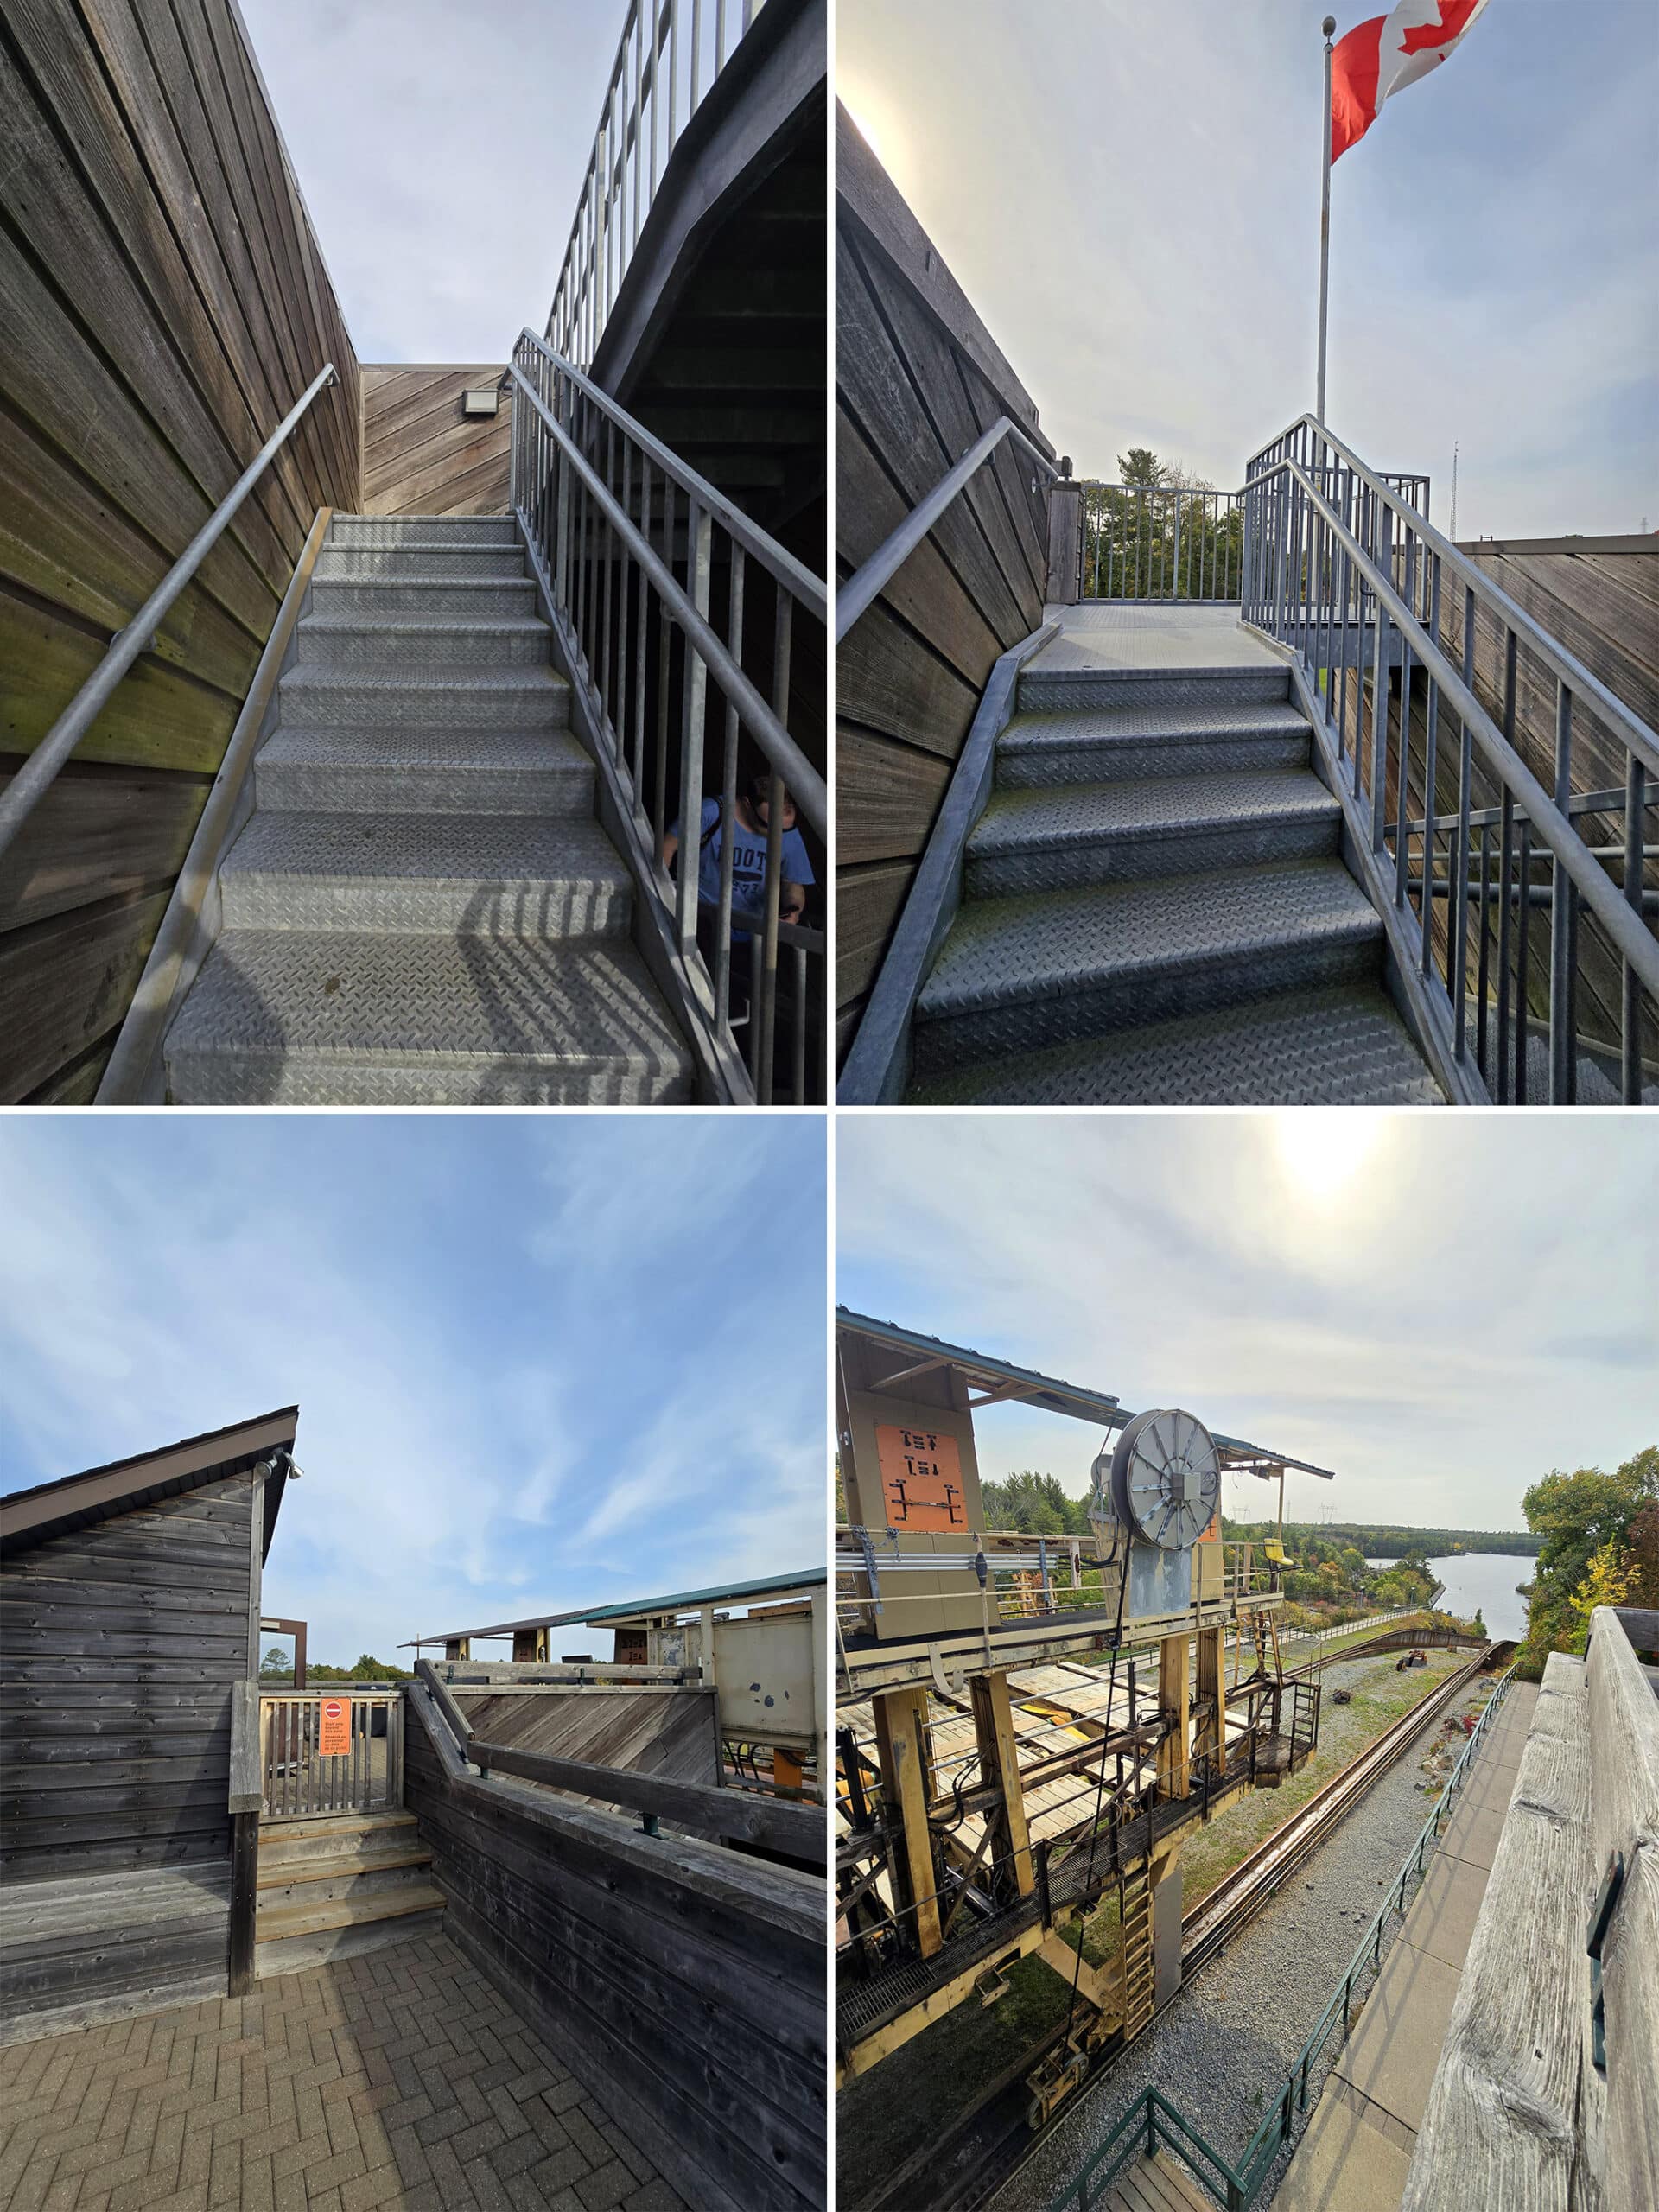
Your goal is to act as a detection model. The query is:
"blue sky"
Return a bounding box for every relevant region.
[0,1116,825,1666]
[238,0,620,360]
[838,1112,1659,1535]
[839,0,1659,540]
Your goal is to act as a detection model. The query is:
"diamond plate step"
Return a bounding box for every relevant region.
[277,662,569,730]
[218,812,631,935]
[1017,665,1292,715]
[295,614,551,667]
[308,575,538,618]
[328,514,517,546]
[909,985,1445,1105]
[965,771,1342,898]
[314,543,527,579]
[996,700,1313,789]
[254,728,594,816]
[911,860,1385,1076]
[164,931,694,1105]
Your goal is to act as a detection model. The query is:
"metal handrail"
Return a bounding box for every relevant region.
[509,327,826,1102]
[547,0,769,372]
[1242,414,1658,1104]
[1047,1663,1517,2212]
[0,363,338,868]
[836,414,1060,643]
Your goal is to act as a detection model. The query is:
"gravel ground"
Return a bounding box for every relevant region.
[994,1659,1500,2212]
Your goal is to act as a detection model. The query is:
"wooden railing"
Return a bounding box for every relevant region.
[258,1691,404,1821]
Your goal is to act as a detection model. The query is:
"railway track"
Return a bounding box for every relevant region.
[850,1644,1499,2212]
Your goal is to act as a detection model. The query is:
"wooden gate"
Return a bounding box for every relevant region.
[259,1691,404,1819]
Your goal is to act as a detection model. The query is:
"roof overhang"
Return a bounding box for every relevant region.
[406,1566,826,1650]
[0,1408,301,1559]
[836,1309,1334,1480]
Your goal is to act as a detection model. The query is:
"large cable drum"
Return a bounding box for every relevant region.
[1109,1409,1220,1553]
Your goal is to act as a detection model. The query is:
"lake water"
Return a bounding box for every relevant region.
[1364,1553,1531,1639]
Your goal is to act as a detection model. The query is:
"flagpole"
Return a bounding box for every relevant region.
[1317,16,1335,422]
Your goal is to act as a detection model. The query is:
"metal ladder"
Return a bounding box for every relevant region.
[1119,1861,1155,2038]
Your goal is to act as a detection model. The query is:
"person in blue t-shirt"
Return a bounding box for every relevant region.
[662,773,815,1022]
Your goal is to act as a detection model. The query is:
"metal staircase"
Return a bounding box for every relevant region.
[162,513,694,1105]
[905,657,1444,1105]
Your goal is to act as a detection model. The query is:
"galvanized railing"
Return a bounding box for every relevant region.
[508,327,827,1102]
[259,1689,404,1821]
[1243,415,1659,1104]
[0,363,337,868]
[1080,486,1246,603]
[548,0,770,372]
[836,414,1060,644]
[1046,1663,1516,2212]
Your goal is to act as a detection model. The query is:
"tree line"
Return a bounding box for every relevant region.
[1512,1446,1658,1678]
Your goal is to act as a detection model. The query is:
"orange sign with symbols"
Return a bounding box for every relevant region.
[874,1423,966,1530]
[317,1697,350,1758]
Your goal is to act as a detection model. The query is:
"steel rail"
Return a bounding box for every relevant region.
[0,363,338,867]
[836,414,1060,643]
[1182,1647,1490,1974]
[864,1651,1496,2212]
[1255,453,1659,1005]
[507,343,824,838]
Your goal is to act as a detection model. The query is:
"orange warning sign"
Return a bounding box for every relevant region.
[874,1423,965,1531]
[317,1697,351,1758]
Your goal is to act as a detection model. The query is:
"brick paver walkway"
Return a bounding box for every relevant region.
[0,1933,684,2212]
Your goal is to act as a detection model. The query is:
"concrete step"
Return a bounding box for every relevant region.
[277,663,569,732]
[909,984,1444,1106]
[995,699,1313,789]
[254,728,594,817]
[328,514,517,546]
[314,543,527,580]
[964,770,1342,898]
[910,860,1385,1078]
[257,1812,419,1869]
[308,575,539,618]
[1017,664,1293,717]
[295,614,551,668]
[163,931,695,1106]
[216,812,632,935]
[257,1854,435,1913]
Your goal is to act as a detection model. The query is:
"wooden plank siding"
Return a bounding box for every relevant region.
[834,104,1056,1061]
[404,1686,825,2212]
[0,1472,264,1883]
[360,366,513,517]
[0,0,360,1102]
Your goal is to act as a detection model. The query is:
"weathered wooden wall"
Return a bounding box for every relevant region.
[0,1470,261,1882]
[0,0,360,1103]
[834,102,1054,1063]
[405,1687,825,2212]
[360,366,512,517]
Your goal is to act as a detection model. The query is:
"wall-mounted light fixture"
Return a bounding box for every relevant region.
[462,388,499,418]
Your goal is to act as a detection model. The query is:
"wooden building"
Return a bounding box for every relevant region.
[0,1409,298,2042]
[835,105,1058,1064]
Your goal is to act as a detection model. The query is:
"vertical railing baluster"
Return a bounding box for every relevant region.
[1495,633,1518,1101]
[1548,680,1573,1102]
[632,457,651,798]
[1624,751,1648,1103]
[653,483,673,860]
[1515,816,1532,1103]
[675,502,712,960]
[1369,508,1392,855]
[1394,528,1415,906]
[690,0,702,110]
[715,549,744,1038]
[1421,556,1441,971]
[1476,819,1491,1084]
[755,591,794,1103]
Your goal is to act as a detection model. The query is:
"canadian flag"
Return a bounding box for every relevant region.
[1332,0,1493,162]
